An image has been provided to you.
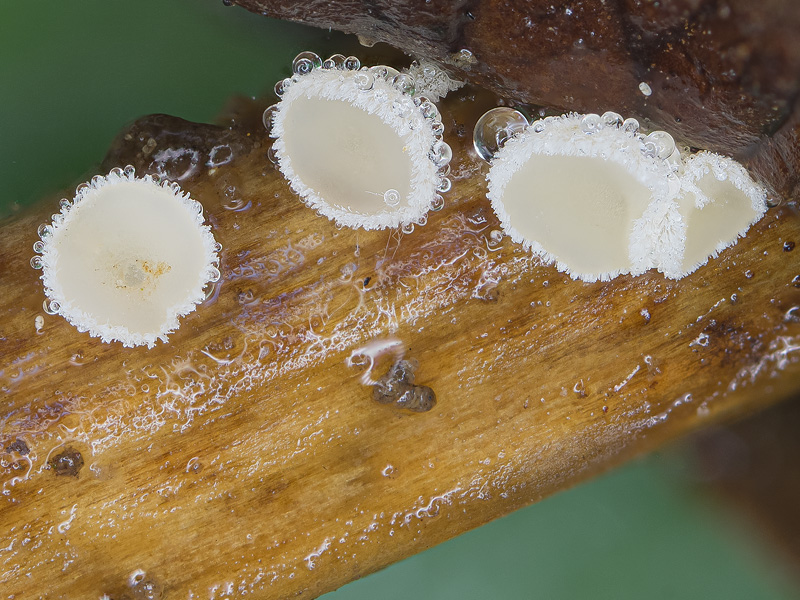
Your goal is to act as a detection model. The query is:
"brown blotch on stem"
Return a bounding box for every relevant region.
[6,439,29,456]
[49,447,84,477]
[373,360,437,413]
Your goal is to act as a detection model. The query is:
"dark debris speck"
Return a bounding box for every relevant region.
[373,360,436,412]
[6,439,29,456]
[50,447,84,477]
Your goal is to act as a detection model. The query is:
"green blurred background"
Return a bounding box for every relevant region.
[0,2,797,598]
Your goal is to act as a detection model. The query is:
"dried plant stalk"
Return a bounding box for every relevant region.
[0,92,799,598]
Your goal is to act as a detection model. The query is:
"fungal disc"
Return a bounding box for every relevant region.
[670,152,767,277]
[486,114,675,282]
[37,169,219,348]
[271,66,447,230]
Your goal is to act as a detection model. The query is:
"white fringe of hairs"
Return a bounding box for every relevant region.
[33,167,220,348]
[487,113,768,281]
[269,59,451,231]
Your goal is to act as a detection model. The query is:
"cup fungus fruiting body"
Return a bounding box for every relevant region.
[667,151,768,278]
[266,52,452,231]
[482,111,768,281]
[32,167,220,348]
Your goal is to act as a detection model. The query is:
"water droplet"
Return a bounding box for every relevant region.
[123,165,136,177]
[645,130,676,160]
[430,121,445,136]
[642,140,658,158]
[473,107,528,161]
[292,58,315,75]
[793,275,800,287]
[784,241,795,252]
[639,82,653,96]
[430,194,445,211]
[344,56,361,71]
[33,240,45,253]
[274,78,292,97]
[37,223,52,239]
[429,140,452,168]
[267,146,279,165]
[292,51,322,75]
[744,269,754,279]
[76,182,91,196]
[43,299,60,315]
[416,102,437,122]
[532,121,546,133]
[436,176,452,193]
[383,189,401,206]
[354,71,374,91]
[323,54,346,69]
[601,111,623,128]
[208,266,221,282]
[402,222,415,234]
[580,113,601,134]
[622,118,640,134]
[59,198,71,210]
[30,256,43,270]
[262,104,279,133]
[392,73,416,96]
[369,65,389,80]
[383,66,401,81]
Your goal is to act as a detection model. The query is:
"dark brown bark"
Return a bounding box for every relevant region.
[232,0,800,199]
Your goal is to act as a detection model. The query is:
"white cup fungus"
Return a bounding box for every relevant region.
[665,151,768,278]
[482,111,768,281]
[32,167,221,348]
[265,52,453,231]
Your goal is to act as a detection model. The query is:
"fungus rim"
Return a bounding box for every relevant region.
[660,150,768,278]
[268,57,450,231]
[34,166,220,348]
[486,113,680,282]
